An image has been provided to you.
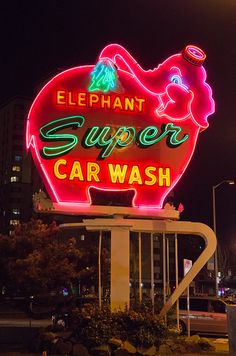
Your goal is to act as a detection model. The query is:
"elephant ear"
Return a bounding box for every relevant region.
[162,84,193,120]
[190,70,215,130]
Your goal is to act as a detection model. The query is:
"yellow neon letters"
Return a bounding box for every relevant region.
[54,159,67,179]
[53,160,171,187]
[87,162,100,182]
[56,90,146,113]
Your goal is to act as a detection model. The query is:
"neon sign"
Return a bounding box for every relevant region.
[26,44,215,209]
[40,116,188,159]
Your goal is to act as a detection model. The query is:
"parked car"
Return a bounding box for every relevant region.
[179,296,228,336]
[52,303,71,329]
[223,297,236,305]
[51,296,99,328]
[28,295,76,319]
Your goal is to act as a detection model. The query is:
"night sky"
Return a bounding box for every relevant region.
[0,1,236,260]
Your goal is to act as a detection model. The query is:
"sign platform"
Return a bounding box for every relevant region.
[53,203,180,219]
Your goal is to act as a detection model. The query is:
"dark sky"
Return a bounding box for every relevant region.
[0,0,236,253]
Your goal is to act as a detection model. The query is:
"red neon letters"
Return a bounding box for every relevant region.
[26,44,215,209]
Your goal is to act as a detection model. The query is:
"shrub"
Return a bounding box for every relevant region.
[70,303,167,349]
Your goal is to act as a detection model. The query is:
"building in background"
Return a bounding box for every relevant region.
[0,96,33,233]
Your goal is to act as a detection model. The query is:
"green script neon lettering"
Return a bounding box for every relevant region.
[83,126,136,159]
[138,123,188,147]
[39,116,189,160]
[40,116,85,158]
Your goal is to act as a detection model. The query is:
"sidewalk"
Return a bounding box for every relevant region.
[213,338,229,354]
[180,339,229,355]
[0,344,41,355]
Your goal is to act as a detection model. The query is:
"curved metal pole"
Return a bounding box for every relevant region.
[159,222,216,317]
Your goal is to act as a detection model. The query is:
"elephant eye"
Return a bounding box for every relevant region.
[170,75,182,85]
[170,75,188,90]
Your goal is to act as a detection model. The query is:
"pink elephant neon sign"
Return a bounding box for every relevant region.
[26,44,215,210]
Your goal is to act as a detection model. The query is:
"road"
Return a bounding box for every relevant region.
[0,318,51,327]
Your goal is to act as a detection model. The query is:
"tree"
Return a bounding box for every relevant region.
[0,219,108,296]
[218,241,230,278]
[89,59,119,93]
[0,234,13,294]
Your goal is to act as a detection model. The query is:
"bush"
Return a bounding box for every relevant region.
[70,303,167,350]
[39,301,216,355]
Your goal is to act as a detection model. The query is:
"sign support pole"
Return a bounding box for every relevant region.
[163,233,167,323]
[110,226,130,312]
[187,284,190,337]
[175,233,179,331]
[138,232,142,304]
[98,230,102,309]
[150,233,154,314]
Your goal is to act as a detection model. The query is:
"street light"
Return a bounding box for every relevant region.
[212,179,235,296]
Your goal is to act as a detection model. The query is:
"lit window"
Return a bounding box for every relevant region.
[80,235,85,241]
[12,165,21,172]
[10,219,19,226]
[12,208,20,215]
[10,176,19,182]
[14,155,22,161]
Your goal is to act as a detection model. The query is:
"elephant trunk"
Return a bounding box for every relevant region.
[99,44,157,92]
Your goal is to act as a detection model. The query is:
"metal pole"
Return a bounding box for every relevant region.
[187,284,190,337]
[212,180,235,297]
[139,232,142,303]
[98,230,102,309]
[166,236,170,296]
[175,233,179,331]
[212,186,218,297]
[150,233,154,314]
[163,233,166,323]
